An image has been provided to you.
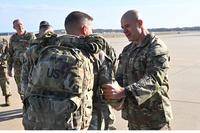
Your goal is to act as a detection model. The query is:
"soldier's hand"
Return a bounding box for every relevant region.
[102,81,125,100]
[7,71,12,77]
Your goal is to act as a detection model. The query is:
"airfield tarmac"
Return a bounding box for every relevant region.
[0,31,200,130]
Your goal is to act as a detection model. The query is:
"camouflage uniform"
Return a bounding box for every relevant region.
[0,37,11,105]
[59,34,117,130]
[116,34,173,130]
[22,34,94,130]
[82,35,117,130]
[7,32,35,98]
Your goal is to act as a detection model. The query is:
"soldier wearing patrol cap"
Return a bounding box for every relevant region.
[35,21,53,38]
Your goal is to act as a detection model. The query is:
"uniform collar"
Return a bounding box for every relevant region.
[131,33,155,49]
[16,30,27,37]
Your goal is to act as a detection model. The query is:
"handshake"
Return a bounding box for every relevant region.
[101,81,125,110]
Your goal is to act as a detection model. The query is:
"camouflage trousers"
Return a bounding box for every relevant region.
[0,69,10,96]
[88,103,116,130]
[128,122,171,130]
[13,65,22,95]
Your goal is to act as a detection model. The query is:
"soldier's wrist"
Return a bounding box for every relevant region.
[124,87,129,97]
[70,101,77,112]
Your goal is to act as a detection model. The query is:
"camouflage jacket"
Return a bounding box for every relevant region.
[0,37,8,68]
[116,34,173,128]
[7,31,35,72]
[80,35,117,104]
[58,34,117,130]
[59,34,117,103]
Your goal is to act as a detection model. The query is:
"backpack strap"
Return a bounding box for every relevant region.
[38,45,83,63]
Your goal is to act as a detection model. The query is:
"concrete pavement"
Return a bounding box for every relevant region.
[1,32,200,130]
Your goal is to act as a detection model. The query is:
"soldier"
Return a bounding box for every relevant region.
[0,37,11,106]
[22,22,94,130]
[102,9,173,130]
[64,11,117,130]
[7,19,35,100]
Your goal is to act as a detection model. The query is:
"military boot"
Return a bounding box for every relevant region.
[20,94,24,101]
[5,93,11,106]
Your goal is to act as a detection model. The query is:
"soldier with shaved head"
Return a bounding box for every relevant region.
[102,9,173,130]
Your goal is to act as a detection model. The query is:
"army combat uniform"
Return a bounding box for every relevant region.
[59,34,117,130]
[7,31,35,99]
[0,37,11,105]
[116,34,173,130]
[82,35,117,130]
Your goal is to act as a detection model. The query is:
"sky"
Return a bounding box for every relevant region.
[0,0,199,32]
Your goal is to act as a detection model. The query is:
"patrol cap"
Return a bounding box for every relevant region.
[39,21,50,29]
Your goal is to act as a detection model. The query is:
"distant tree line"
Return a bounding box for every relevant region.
[1,26,200,36]
[149,26,200,32]
[54,27,200,34]
[93,26,200,33]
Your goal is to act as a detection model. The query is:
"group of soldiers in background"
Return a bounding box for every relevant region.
[0,9,173,130]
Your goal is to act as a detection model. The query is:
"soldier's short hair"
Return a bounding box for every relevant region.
[12,19,25,30]
[64,11,93,33]
[13,19,20,25]
[13,19,23,28]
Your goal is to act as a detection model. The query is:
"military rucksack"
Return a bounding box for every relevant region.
[24,44,94,130]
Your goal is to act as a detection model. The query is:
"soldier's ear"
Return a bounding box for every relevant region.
[137,19,143,28]
[80,25,87,35]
